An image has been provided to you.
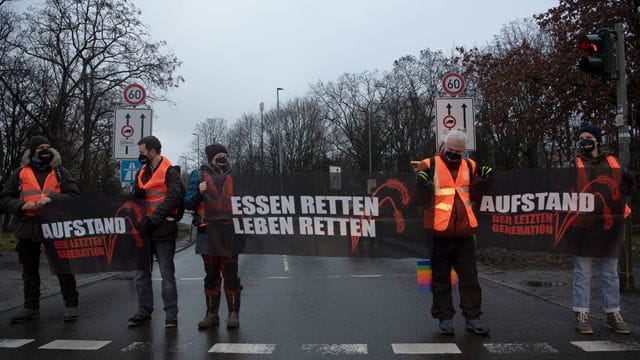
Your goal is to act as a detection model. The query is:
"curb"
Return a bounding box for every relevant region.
[478,264,640,334]
[0,232,195,314]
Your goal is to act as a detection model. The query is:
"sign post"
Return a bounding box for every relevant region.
[114,107,152,159]
[123,83,146,107]
[441,73,465,96]
[120,159,142,183]
[435,97,476,151]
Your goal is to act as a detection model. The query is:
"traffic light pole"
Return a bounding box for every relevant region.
[614,23,634,291]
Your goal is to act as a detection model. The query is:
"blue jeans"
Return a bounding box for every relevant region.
[572,256,620,313]
[135,240,178,319]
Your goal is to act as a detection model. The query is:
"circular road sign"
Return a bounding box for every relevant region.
[442,73,465,96]
[121,124,134,139]
[443,115,457,129]
[123,83,146,107]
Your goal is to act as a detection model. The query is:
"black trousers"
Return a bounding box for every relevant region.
[16,240,78,309]
[430,236,482,320]
[202,255,242,295]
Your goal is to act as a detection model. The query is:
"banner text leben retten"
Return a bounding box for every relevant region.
[231,195,378,236]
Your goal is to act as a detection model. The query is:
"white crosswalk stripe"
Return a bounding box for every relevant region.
[0,339,35,348]
[38,340,111,350]
[208,343,277,354]
[571,340,640,352]
[484,343,558,354]
[301,344,368,355]
[392,343,461,354]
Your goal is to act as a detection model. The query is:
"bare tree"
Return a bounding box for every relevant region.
[312,70,388,173]
[1,0,182,193]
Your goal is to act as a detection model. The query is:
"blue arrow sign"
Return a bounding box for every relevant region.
[120,159,142,183]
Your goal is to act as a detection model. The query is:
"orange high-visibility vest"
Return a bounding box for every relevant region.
[421,156,478,231]
[19,167,61,217]
[137,156,179,217]
[575,156,632,219]
[197,173,234,226]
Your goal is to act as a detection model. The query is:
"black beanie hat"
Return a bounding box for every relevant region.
[578,124,603,144]
[205,143,228,161]
[28,135,50,153]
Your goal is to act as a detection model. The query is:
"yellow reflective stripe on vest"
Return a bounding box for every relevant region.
[435,188,456,196]
[435,202,452,211]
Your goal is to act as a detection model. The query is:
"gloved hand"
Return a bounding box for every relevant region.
[140,216,155,235]
[480,166,493,178]
[622,171,636,190]
[134,188,147,199]
[417,170,431,187]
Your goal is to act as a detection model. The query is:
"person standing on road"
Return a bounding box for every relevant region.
[127,136,184,329]
[184,143,243,329]
[0,136,80,324]
[415,129,493,336]
[569,124,634,335]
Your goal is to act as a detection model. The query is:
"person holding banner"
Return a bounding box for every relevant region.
[415,129,492,336]
[127,136,184,329]
[184,143,243,329]
[568,124,634,335]
[0,136,80,324]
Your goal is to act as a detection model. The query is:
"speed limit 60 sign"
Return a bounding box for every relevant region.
[442,73,465,96]
[123,83,146,107]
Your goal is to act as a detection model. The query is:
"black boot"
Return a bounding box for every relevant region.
[10,308,40,324]
[225,291,241,328]
[198,294,220,328]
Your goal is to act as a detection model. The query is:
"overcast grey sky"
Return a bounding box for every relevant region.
[133,0,559,163]
[13,0,560,163]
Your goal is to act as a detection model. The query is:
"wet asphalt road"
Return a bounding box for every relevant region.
[1,247,640,359]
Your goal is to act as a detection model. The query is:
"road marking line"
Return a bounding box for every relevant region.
[484,343,558,353]
[571,340,640,352]
[267,276,292,279]
[302,344,368,354]
[209,343,276,354]
[392,343,461,354]
[120,341,150,352]
[0,339,35,348]
[39,340,111,350]
[283,255,289,271]
[350,274,382,278]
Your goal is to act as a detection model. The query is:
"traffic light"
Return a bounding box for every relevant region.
[578,28,612,79]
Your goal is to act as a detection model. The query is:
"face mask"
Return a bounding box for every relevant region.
[37,149,52,163]
[215,157,228,167]
[578,139,596,153]
[138,154,149,165]
[445,151,461,162]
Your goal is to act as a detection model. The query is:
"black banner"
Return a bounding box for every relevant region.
[34,168,629,274]
[38,195,149,274]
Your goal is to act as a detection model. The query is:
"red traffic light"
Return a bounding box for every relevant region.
[578,34,601,52]
[577,29,611,78]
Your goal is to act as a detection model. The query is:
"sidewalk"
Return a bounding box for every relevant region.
[478,263,640,333]
[0,229,195,313]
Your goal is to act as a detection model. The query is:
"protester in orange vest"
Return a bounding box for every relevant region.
[184,143,243,329]
[0,136,80,324]
[569,124,635,335]
[127,136,184,329]
[415,129,492,336]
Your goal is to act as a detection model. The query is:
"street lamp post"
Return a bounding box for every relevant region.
[276,87,284,174]
[260,102,264,172]
[191,132,200,165]
[276,87,284,194]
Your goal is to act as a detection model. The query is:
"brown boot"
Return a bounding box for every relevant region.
[225,290,241,329]
[197,294,220,329]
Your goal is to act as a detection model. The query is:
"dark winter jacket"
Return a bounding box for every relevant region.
[0,148,80,241]
[567,149,633,258]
